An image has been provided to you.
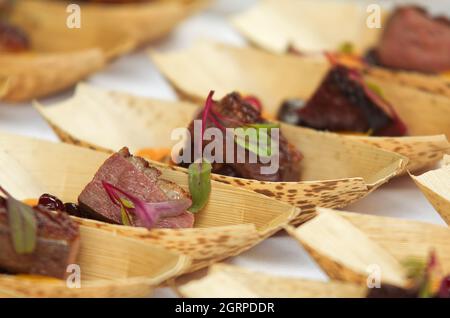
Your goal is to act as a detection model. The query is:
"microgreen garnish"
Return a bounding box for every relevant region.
[102,181,191,228]
[234,125,279,158]
[188,160,212,213]
[188,91,215,213]
[338,42,354,55]
[365,81,384,98]
[0,187,37,254]
[401,251,450,298]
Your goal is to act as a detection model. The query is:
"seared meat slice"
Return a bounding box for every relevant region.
[78,148,194,228]
[374,6,450,73]
[182,93,303,182]
[278,65,407,136]
[0,198,80,279]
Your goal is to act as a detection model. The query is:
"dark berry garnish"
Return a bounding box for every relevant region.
[38,193,65,211]
[277,99,305,125]
[64,202,82,217]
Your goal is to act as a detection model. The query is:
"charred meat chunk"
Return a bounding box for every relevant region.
[181,92,303,182]
[373,6,450,73]
[278,65,407,136]
[78,147,194,229]
[0,197,80,279]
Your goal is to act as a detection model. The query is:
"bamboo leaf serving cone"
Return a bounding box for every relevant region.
[177,264,366,298]
[231,0,450,98]
[149,42,450,171]
[411,155,450,225]
[0,0,207,102]
[35,84,407,219]
[287,208,450,286]
[0,131,299,273]
[231,0,385,54]
[0,225,190,298]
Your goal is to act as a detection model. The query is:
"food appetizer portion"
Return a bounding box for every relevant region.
[150,42,450,171]
[35,147,194,229]
[288,208,450,290]
[277,62,407,136]
[38,148,195,229]
[232,1,450,98]
[0,188,79,279]
[178,92,303,182]
[0,131,300,273]
[366,6,450,74]
[411,155,450,225]
[0,186,190,297]
[35,84,407,215]
[367,252,450,298]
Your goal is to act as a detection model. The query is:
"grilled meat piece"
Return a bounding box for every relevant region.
[181,92,303,182]
[277,65,407,136]
[374,6,450,73]
[0,197,80,279]
[78,147,194,229]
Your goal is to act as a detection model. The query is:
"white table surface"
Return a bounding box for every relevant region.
[0,0,448,298]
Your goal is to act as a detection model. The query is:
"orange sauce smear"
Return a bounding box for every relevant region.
[22,198,38,207]
[136,148,171,163]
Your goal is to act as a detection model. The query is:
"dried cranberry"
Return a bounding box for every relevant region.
[64,202,82,217]
[277,99,305,125]
[38,193,65,211]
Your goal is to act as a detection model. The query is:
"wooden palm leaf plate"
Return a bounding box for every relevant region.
[287,208,450,287]
[1,0,206,102]
[0,131,299,274]
[231,0,450,98]
[149,42,450,171]
[36,84,406,218]
[177,264,365,298]
[0,225,189,298]
[411,155,450,225]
